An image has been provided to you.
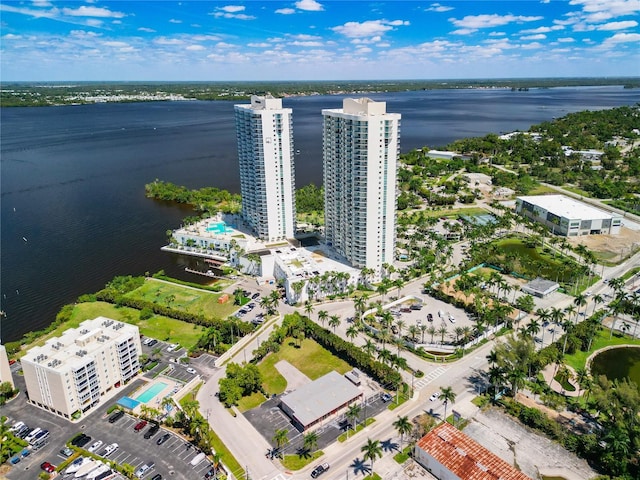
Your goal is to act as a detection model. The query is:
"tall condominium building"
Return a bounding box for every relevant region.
[21,317,141,420]
[234,95,296,242]
[322,98,400,276]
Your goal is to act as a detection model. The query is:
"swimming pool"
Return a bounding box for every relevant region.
[136,382,168,403]
[206,221,236,234]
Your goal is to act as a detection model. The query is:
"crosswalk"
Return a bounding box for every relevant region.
[413,366,447,391]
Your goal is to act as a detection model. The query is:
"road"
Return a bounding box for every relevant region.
[196,240,640,480]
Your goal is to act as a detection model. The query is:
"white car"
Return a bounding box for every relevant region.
[135,462,154,478]
[87,440,103,453]
[186,367,196,374]
[429,392,441,402]
[102,443,119,457]
[166,343,179,352]
[449,315,456,323]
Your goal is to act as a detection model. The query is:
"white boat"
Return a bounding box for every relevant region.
[74,459,99,478]
[86,462,110,480]
[66,457,89,474]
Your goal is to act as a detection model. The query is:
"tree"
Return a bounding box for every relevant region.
[318,310,328,328]
[304,300,314,319]
[361,438,383,471]
[303,431,319,453]
[272,428,289,454]
[328,315,341,333]
[346,403,362,437]
[393,415,412,450]
[440,386,456,423]
[233,288,244,306]
[346,325,359,343]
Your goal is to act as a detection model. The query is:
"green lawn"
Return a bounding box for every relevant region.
[258,338,352,394]
[527,184,558,195]
[281,451,324,470]
[125,279,239,319]
[237,391,268,412]
[563,329,640,371]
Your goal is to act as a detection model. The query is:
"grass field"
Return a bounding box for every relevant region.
[125,278,239,319]
[563,329,640,371]
[258,337,352,395]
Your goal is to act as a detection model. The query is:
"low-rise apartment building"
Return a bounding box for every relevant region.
[22,317,141,420]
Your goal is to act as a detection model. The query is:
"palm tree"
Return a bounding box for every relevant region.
[346,403,361,438]
[507,368,526,397]
[591,293,604,315]
[272,428,289,454]
[346,325,359,343]
[393,415,412,451]
[363,339,376,357]
[419,324,428,343]
[437,325,448,344]
[328,315,341,333]
[427,325,436,344]
[303,431,319,453]
[361,438,383,471]
[304,300,314,319]
[317,310,329,328]
[439,386,456,423]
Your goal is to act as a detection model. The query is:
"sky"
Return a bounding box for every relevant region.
[1,0,639,81]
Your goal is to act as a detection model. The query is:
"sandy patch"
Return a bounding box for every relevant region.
[570,226,640,263]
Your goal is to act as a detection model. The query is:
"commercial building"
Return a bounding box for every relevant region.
[516,195,622,236]
[521,278,560,298]
[234,95,296,242]
[322,98,400,278]
[279,371,363,431]
[21,317,141,420]
[414,422,532,480]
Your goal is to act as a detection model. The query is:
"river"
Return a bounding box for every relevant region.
[2,85,639,342]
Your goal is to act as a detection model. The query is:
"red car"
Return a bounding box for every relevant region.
[40,462,55,473]
[134,420,148,432]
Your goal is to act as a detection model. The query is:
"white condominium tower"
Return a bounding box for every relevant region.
[322,98,400,276]
[234,95,296,241]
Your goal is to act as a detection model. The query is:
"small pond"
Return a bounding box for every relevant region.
[590,346,640,391]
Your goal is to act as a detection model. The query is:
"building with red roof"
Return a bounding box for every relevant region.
[414,422,532,480]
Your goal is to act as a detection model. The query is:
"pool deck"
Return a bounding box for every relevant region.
[130,376,183,414]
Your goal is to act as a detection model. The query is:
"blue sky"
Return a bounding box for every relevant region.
[1,0,639,81]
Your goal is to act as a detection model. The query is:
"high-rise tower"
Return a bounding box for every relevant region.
[322,98,400,276]
[234,95,296,241]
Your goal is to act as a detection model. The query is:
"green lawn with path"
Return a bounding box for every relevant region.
[125,278,239,319]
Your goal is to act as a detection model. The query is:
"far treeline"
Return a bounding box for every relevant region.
[2,77,638,107]
[146,105,640,219]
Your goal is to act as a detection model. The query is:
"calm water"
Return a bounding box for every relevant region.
[590,346,640,391]
[2,86,639,342]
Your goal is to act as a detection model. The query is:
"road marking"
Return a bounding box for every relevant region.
[270,474,288,480]
[413,366,448,391]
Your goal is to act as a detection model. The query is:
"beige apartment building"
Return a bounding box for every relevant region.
[22,317,141,420]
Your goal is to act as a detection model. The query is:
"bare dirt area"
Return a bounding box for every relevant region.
[570,226,640,263]
[463,407,599,480]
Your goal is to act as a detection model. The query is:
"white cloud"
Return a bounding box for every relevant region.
[186,45,205,51]
[276,8,295,15]
[451,28,477,35]
[32,0,52,6]
[103,41,129,48]
[85,18,103,27]
[427,3,454,13]
[61,6,125,18]
[291,40,324,46]
[558,37,576,42]
[569,0,640,21]
[603,31,640,43]
[3,33,22,39]
[169,19,182,24]
[70,30,100,38]
[520,25,564,34]
[597,20,639,30]
[138,27,156,33]
[154,37,184,45]
[489,31,506,36]
[520,41,544,49]
[248,42,271,47]
[290,34,323,40]
[332,19,409,38]
[388,20,410,26]
[521,33,546,40]
[219,5,245,13]
[450,14,543,29]
[295,0,324,11]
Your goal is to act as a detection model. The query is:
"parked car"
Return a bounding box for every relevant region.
[381,393,393,402]
[147,339,158,347]
[9,456,21,465]
[427,313,434,322]
[60,447,74,458]
[108,410,125,423]
[429,391,441,402]
[134,420,148,432]
[166,343,180,352]
[41,462,56,473]
[311,463,330,478]
[449,314,456,323]
[88,440,103,453]
[144,423,160,439]
[71,433,92,447]
[10,421,26,433]
[186,367,197,374]
[151,475,162,480]
[251,292,260,299]
[156,433,170,445]
[135,462,155,478]
[102,443,119,457]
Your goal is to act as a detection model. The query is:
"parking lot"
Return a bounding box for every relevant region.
[3,365,213,480]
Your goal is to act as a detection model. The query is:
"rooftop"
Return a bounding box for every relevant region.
[517,195,616,221]
[280,371,362,428]
[416,422,532,480]
[22,317,137,371]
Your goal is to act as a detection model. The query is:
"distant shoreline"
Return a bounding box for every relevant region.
[2,77,638,108]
